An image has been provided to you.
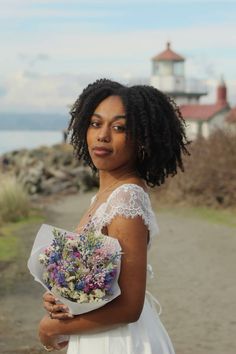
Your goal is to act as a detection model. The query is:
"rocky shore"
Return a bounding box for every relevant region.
[0,144,98,197]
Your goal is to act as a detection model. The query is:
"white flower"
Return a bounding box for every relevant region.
[72,292,81,300]
[57,287,70,296]
[78,292,89,303]
[39,254,47,263]
[65,239,78,248]
[93,289,105,299]
[69,282,75,291]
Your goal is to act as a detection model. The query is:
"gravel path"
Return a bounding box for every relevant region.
[0,192,235,354]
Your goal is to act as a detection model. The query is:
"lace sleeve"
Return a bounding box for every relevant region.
[96,184,159,239]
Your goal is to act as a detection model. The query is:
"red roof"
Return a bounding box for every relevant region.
[180,102,229,121]
[225,107,236,123]
[152,42,185,62]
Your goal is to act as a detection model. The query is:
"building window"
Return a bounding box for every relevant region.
[173,62,184,76]
[159,62,172,76]
[153,62,159,75]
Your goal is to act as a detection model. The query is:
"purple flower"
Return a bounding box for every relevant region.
[39,227,121,303]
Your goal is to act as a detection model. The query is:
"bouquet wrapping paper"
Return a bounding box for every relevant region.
[28,224,122,315]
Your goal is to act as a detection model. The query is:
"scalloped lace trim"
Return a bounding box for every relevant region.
[93,184,159,238]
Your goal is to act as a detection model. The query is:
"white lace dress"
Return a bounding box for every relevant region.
[67,184,175,354]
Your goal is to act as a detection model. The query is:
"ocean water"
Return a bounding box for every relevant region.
[0,130,64,155]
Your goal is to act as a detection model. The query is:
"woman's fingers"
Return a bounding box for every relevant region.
[43,292,63,312]
[43,292,73,319]
[43,292,56,303]
[44,301,68,313]
[57,341,69,350]
[43,300,53,312]
[52,304,69,313]
[49,312,74,320]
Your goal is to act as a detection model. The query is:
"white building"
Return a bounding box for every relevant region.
[181,78,230,139]
[150,42,207,105]
[150,43,232,139]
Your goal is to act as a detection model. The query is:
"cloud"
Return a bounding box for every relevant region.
[2,22,235,80]
[0,69,150,113]
[0,13,236,111]
[29,54,50,68]
[0,71,99,113]
[19,53,50,68]
[1,67,235,114]
[1,0,235,21]
[0,1,120,20]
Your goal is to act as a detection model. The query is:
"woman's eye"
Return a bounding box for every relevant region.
[113,125,126,132]
[90,121,100,128]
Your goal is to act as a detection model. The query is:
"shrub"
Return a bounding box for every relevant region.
[0,174,30,223]
[157,129,236,208]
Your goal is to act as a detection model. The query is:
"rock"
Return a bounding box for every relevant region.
[0,144,98,197]
[18,161,44,194]
[79,170,99,191]
[41,179,74,195]
[44,167,68,180]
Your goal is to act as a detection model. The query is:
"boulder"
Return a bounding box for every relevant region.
[0,144,98,197]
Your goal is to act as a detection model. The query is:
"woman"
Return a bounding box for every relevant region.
[39,79,189,353]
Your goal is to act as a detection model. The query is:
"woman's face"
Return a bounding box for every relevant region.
[86,95,136,172]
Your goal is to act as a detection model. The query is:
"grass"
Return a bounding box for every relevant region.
[0,234,19,261]
[187,207,236,227]
[154,201,236,228]
[0,174,48,264]
[0,174,31,223]
[0,214,44,262]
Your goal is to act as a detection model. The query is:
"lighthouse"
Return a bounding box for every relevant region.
[150,42,207,105]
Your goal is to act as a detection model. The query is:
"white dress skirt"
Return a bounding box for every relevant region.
[66,184,175,354]
[67,296,175,354]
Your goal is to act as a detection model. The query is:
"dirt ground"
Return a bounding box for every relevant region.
[0,191,235,354]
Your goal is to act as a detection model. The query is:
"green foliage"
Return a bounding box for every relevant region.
[0,216,44,263]
[155,203,236,228]
[0,174,31,223]
[0,234,19,261]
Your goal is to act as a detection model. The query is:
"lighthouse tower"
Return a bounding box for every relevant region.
[151,42,185,93]
[150,42,207,105]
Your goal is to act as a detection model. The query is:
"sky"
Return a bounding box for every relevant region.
[0,0,236,113]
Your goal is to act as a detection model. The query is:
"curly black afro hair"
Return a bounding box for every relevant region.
[68,78,190,187]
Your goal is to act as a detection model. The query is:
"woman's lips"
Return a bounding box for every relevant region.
[92,147,112,157]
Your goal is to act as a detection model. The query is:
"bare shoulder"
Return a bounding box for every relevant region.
[106,177,150,240]
[122,176,148,192]
[107,213,148,245]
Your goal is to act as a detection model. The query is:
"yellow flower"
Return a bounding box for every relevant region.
[79,292,89,303]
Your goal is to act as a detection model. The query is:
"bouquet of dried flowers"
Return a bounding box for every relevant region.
[28,224,122,315]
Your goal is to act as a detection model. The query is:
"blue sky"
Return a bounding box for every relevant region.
[0,0,235,112]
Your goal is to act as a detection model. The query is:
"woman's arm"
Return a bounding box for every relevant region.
[39,214,148,341]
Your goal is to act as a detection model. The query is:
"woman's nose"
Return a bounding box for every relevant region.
[97,125,111,142]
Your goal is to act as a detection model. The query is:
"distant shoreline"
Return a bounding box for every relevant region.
[0,112,69,131]
[0,130,64,155]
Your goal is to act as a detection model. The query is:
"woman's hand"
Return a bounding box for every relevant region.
[43,292,74,320]
[39,315,69,351]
